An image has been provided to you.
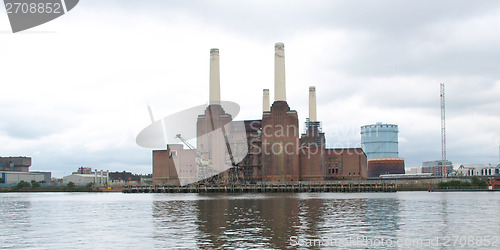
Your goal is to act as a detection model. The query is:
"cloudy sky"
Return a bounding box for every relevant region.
[1,0,499,177]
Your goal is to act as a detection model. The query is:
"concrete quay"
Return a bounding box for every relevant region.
[123,183,396,193]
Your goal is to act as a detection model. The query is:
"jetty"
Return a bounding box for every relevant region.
[123,183,396,193]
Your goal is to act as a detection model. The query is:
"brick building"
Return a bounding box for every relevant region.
[152,43,367,185]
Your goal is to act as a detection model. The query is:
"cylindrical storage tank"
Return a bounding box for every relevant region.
[368,158,405,178]
[361,122,399,159]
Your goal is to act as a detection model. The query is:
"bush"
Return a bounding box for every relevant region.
[31,180,41,188]
[439,177,489,188]
[471,176,488,187]
[438,180,471,188]
[16,180,31,189]
[85,183,94,191]
[66,181,75,189]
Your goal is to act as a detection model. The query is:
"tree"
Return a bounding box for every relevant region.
[16,180,31,189]
[66,181,75,189]
[85,183,93,191]
[31,180,41,188]
[471,176,487,187]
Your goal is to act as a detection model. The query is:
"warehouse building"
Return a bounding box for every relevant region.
[63,167,110,186]
[0,156,51,184]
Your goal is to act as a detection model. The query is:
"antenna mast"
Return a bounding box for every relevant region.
[440,83,447,177]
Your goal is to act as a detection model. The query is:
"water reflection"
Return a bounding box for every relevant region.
[151,194,406,249]
[0,194,32,248]
[152,199,199,248]
[152,194,304,248]
[365,198,401,237]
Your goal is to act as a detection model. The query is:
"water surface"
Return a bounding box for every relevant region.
[1,192,499,249]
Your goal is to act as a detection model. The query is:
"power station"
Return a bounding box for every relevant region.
[152,43,367,185]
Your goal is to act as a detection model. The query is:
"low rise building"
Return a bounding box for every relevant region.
[457,164,500,176]
[1,171,51,184]
[405,167,422,174]
[0,156,51,184]
[108,171,151,186]
[63,169,109,186]
[422,160,453,177]
[367,158,405,178]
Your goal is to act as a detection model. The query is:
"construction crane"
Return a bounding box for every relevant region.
[175,134,196,150]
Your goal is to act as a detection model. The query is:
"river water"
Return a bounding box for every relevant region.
[1,192,499,249]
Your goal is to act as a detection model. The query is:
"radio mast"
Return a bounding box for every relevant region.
[440,83,447,177]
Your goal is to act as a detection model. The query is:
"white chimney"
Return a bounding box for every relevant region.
[309,86,317,122]
[263,89,270,112]
[274,43,286,102]
[209,48,220,105]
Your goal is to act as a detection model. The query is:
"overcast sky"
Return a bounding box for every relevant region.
[1,0,499,177]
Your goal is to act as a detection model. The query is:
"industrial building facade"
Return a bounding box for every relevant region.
[62,167,110,186]
[0,156,51,184]
[152,43,367,185]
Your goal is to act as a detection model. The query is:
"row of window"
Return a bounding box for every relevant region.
[328,168,339,174]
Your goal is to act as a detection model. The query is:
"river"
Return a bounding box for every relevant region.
[1,192,499,249]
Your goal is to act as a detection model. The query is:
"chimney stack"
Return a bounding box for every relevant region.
[274,43,286,102]
[263,89,270,112]
[209,48,220,105]
[309,86,317,122]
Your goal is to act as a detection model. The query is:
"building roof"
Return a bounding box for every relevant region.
[458,164,500,169]
[63,173,107,178]
[368,157,404,161]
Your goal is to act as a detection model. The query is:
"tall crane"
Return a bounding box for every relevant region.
[175,134,196,150]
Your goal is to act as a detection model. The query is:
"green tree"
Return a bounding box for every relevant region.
[16,180,31,189]
[0,177,3,183]
[66,181,75,189]
[438,180,471,188]
[85,182,93,191]
[471,176,487,187]
[31,180,41,188]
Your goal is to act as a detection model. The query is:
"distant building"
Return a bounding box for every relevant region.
[0,156,51,184]
[405,167,422,174]
[0,157,31,172]
[1,171,51,184]
[108,171,151,186]
[368,158,405,178]
[457,164,500,176]
[361,123,399,159]
[73,167,92,174]
[422,160,453,177]
[360,123,404,178]
[63,169,109,186]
